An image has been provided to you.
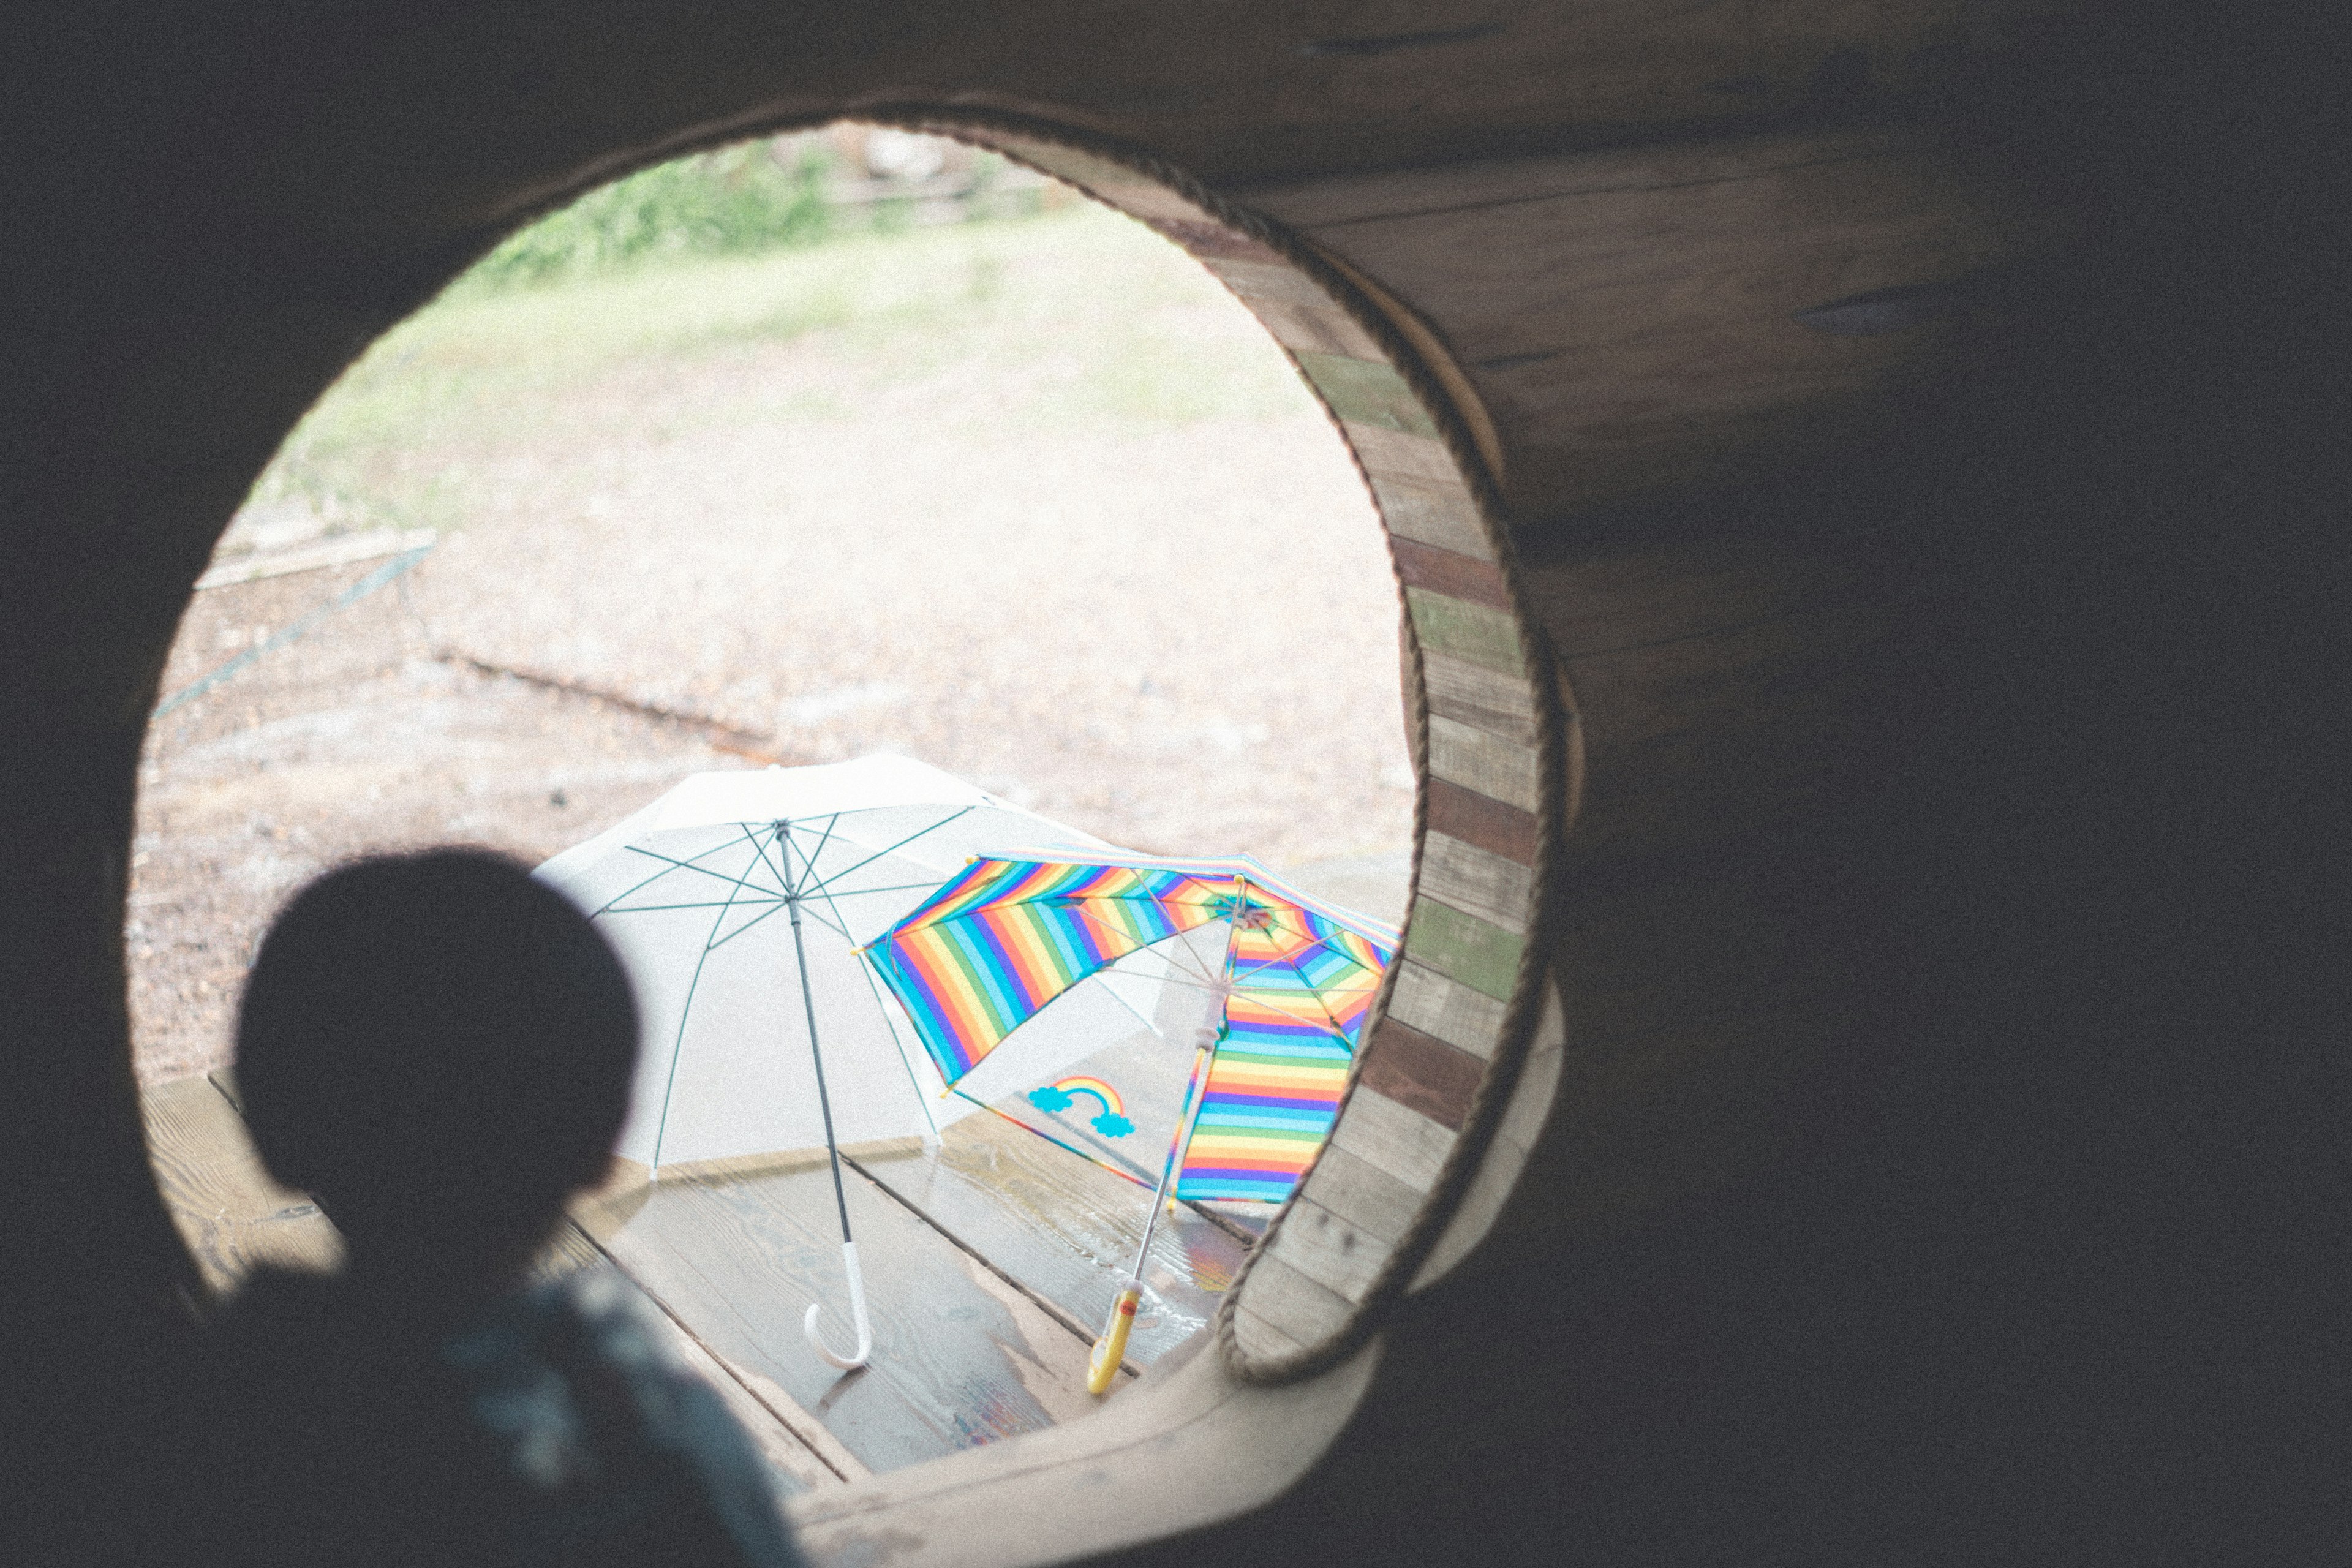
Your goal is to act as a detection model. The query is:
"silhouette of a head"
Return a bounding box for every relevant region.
[236,850,638,1291]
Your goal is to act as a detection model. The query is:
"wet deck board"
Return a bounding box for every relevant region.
[143,1074,344,1291]
[570,1156,1122,1476]
[850,1112,1250,1368]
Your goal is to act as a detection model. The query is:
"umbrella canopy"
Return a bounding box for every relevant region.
[868,853,1398,1205]
[866,851,1398,1393]
[533,754,1138,1175]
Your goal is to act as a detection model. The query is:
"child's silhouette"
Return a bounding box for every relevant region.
[206,849,801,1568]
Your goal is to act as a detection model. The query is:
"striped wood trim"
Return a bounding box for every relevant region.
[901,113,1567,1385]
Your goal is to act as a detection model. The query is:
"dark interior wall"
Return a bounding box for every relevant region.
[2,3,2342,1562]
[1161,19,2348,1560]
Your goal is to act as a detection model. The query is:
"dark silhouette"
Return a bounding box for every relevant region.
[202,850,802,1568]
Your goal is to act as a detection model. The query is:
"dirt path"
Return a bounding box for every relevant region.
[130,208,1414,1084]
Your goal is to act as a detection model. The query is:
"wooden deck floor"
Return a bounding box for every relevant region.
[144,1072,1258,1497]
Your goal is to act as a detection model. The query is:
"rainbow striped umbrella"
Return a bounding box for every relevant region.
[865,851,1397,1389]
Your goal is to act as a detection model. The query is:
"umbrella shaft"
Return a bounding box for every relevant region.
[788,887,854,1244]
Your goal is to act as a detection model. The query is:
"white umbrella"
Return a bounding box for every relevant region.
[533,753,1177,1369]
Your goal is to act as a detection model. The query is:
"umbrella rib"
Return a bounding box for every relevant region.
[595,825,770,916]
[648,837,767,1172]
[741,823,852,945]
[815,878,943,1140]
[1227,925,1353,988]
[804,807,976,899]
[791,813,843,893]
[597,896,786,914]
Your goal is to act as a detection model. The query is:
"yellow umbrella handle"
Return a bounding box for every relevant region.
[1087,1280,1142,1395]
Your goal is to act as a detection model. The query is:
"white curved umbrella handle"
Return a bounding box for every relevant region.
[804,1239,873,1370]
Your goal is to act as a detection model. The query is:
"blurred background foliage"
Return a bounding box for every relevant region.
[463,128,1048,291]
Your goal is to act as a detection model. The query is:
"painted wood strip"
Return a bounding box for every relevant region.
[143,1074,342,1294]
[1420,829,1536,936]
[1231,1251,1354,1352]
[1355,1016,1483,1132]
[1404,897,1525,1003]
[1428,714,1543,814]
[573,1159,1113,1476]
[1391,538,1510,612]
[1145,218,1287,265]
[1422,649,1537,745]
[1408,987,1568,1295]
[1248,298,1386,360]
[1427,775,1540,865]
[1264,1195,1394,1305]
[998,143,1208,228]
[846,1112,1245,1370]
[1293,353,1439,437]
[1344,422,1464,488]
[1232,1300,1314,1358]
[1406,587,1523,674]
[1387,958,1510,1060]
[1327,1084,1454,1194]
[1369,475,1494,559]
[1297,1143,1428,1248]
[1201,256,1351,311]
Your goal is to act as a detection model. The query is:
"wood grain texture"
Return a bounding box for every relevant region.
[1228,1251,1354,1359]
[1406,590,1522,675]
[1295,1144,1426,1251]
[1391,538,1511,611]
[1422,650,1537,745]
[1355,1017,1483,1134]
[1419,829,1536,937]
[1327,1086,1453,1196]
[1386,959,1510,1061]
[142,1074,342,1294]
[572,1158,1116,1476]
[1246,128,2048,524]
[1262,1194,1394,1305]
[1404,898,1525,1003]
[1369,476,1493,559]
[1426,776,1539,865]
[848,1113,1247,1370]
[1426,714,1543,814]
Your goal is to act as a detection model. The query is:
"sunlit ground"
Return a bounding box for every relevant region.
[132,198,1412,1082]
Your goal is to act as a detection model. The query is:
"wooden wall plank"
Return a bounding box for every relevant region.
[1392,541,1512,612]
[1263,1196,1393,1305]
[1406,589,1523,673]
[1246,128,2045,524]
[1355,1017,1483,1133]
[1327,1087,1453,1195]
[1419,829,1536,936]
[1426,776,1539,865]
[1427,715,1542,814]
[1370,477,1493,559]
[1229,1252,1354,1358]
[1294,354,1441,437]
[1296,1144,1425,1250]
[1387,959,1509,1060]
[1404,898,1525,1003]
[1420,650,1537,742]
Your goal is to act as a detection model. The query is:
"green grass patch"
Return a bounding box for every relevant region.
[246,200,1322,529]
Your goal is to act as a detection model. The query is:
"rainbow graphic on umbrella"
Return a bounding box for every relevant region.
[867,851,1396,1207]
[1028,1074,1134,1137]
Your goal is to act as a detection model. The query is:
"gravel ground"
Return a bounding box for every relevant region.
[129,205,1414,1084]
